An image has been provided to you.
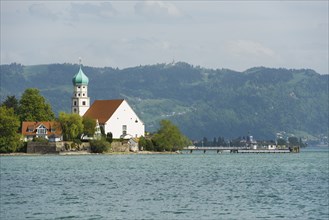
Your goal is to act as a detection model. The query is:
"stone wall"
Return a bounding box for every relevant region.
[27,142,63,154]
[111,141,129,152]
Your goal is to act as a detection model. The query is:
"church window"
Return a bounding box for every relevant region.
[82,101,86,106]
[83,86,85,89]
[83,93,85,96]
[74,101,77,106]
[78,86,81,89]
[74,108,77,113]
[122,125,127,135]
[78,93,80,96]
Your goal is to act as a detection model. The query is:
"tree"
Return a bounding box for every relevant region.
[106,132,113,143]
[138,136,154,151]
[0,106,22,153]
[218,136,226,146]
[90,138,111,153]
[202,137,208,147]
[288,137,299,146]
[212,137,217,146]
[152,120,190,151]
[138,136,147,150]
[19,88,55,122]
[100,126,105,137]
[1,95,19,114]
[277,138,287,146]
[58,112,83,141]
[145,138,155,151]
[82,117,96,137]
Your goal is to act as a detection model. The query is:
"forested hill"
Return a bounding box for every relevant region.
[1,62,328,140]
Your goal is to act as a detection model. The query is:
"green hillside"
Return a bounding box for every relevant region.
[1,62,328,140]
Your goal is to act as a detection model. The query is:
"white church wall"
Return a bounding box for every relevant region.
[104,100,145,139]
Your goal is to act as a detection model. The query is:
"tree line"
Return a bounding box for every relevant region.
[0,88,191,153]
[0,88,96,153]
[138,119,191,152]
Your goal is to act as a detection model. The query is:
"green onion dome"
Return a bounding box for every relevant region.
[72,67,89,85]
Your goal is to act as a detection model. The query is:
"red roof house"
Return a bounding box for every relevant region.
[21,121,62,142]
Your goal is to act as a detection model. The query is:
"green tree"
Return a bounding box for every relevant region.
[90,138,111,153]
[58,112,83,141]
[82,117,96,137]
[0,106,22,153]
[138,136,147,150]
[106,132,113,143]
[218,136,226,146]
[152,120,190,151]
[288,137,299,146]
[100,126,105,137]
[1,95,19,114]
[277,138,287,146]
[19,88,55,122]
[212,137,217,146]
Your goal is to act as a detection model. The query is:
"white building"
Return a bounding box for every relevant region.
[71,64,145,139]
[71,66,90,116]
[84,99,145,139]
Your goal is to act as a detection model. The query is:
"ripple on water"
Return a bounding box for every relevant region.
[1,151,328,220]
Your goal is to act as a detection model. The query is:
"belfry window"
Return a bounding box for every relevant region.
[74,101,77,106]
[82,101,86,106]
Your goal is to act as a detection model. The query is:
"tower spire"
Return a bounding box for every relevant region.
[72,59,90,116]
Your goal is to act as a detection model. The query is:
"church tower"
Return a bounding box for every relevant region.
[72,60,90,116]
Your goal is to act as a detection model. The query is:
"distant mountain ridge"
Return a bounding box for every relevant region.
[1,62,328,140]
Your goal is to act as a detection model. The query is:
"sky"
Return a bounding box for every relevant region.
[1,1,328,74]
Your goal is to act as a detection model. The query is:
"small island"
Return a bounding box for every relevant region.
[0,64,190,155]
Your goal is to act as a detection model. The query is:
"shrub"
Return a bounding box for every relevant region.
[32,137,48,143]
[16,142,27,153]
[90,139,111,153]
[106,132,113,143]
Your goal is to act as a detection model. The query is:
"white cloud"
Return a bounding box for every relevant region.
[69,2,117,20]
[227,40,275,58]
[28,3,59,21]
[1,1,327,74]
[134,1,182,19]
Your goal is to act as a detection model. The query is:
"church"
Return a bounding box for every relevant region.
[71,64,145,139]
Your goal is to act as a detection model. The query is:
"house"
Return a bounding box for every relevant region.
[128,138,139,152]
[71,63,145,139]
[21,121,63,142]
[83,99,145,139]
[268,144,276,150]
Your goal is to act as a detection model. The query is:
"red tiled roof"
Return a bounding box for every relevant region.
[21,121,62,136]
[83,99,124,123]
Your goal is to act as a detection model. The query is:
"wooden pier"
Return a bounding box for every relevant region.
[183,146,294,153]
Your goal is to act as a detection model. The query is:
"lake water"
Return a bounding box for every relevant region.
[1,147,328,219]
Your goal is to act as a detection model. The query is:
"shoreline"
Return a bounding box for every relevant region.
[0,151,179,156]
